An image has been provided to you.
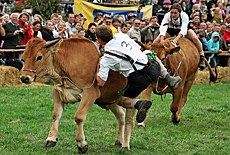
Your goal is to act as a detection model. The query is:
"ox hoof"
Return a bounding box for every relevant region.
[172,119,180,124]
[78,145,88,154]
[44,141,57,147]
[122,147,129,150]
[115,140,122,147]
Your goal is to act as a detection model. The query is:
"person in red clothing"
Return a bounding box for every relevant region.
[18,12,33,45]
[223,24,230,44]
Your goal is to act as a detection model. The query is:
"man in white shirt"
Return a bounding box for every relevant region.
[66,13,75,37]
[154,3,206,69]
[95,25,181,123]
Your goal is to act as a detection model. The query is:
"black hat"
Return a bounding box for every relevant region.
[75,13,83,18]
[112,18,121,23]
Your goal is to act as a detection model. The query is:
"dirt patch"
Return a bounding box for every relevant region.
[0,66,50,87]
[194,67,230,84]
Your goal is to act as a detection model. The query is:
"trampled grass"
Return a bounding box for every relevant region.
[0,82,229,155]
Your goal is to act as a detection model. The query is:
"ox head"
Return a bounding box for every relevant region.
[20,38,63,84]
[150,40,180,62]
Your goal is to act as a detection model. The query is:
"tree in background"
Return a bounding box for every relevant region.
[7,0,63,21]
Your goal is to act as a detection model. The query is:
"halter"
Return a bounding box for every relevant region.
[23,52,96,90]
[155,49,184,94]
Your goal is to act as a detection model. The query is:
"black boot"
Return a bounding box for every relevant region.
[164,73,182,91]
[134,100,152,123]
[199,55,206,70]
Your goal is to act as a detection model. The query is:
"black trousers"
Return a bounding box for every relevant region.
[123,60,161,98]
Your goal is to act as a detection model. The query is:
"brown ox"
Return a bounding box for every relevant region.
[137,37,216,127]
[20,38,136,154]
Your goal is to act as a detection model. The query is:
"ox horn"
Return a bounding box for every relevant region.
[46,37,62,48]
[16,45,26,49]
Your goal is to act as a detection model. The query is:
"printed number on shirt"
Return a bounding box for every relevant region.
[121,41,132,50]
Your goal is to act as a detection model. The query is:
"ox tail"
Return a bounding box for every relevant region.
[136,41,151,50]
[204,58,217,84]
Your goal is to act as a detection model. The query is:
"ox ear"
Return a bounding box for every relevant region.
[162,40,180,55]
[47,39,63,54]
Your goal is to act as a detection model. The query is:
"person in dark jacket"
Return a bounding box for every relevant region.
[41,20,54,41]
[3,13,25,59]
[85,23,96,41]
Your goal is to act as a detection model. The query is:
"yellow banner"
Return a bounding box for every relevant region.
[74,0,152,29]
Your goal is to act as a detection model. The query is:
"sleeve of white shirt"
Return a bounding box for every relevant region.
[53,30,59,38]
[159,12,170,37]
[97,57,111,82]
[179,12,189,36]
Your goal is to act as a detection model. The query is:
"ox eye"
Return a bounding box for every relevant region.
[36,56,42,61]
[161,57,165,62]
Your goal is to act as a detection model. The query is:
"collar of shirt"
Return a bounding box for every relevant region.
[11,21,20,27]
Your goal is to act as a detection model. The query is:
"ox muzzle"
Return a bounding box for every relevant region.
[20,75,34,84]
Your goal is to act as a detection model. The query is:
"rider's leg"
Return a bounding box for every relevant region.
[186,30,206,69]
[153,36,161,43]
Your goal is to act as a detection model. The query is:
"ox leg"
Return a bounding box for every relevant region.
[123,108,136,150]
[109,103,126,147]
[75,87,100,154]
[171,86,183,124]
[45,87,64,147]
[137,85,153,128]
[177,74,197,118]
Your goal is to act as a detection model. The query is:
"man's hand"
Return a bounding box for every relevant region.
[137,4,143,11]
[14,30,20,36]
[160,35,164,42]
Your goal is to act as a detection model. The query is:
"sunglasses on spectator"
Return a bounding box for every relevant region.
[106,21,111,24]
[193,28,198,30]
[134,23,140,25]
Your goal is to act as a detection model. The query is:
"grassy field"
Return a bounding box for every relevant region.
[0,82,229,155]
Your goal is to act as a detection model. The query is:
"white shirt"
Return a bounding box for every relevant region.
[160,11,189,37]
[98,33,148,81]
[66,22,73,35]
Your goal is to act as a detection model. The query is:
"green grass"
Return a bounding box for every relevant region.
[0,82,229,155]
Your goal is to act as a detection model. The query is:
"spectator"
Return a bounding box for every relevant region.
[124,21,132,31]
[193,15,201,26]
[3,14,9,23]
[181,1,189,15]
[33,14,43,24]
[190,4,201,19]
[31,21,43,39]
[201,10,208,23]
[140,20,146,29]
[120,23,130,36]
[79,14,87,28]
[220,23,226,35]
[211,18,218,26]
[41,20,54,41]
[211,7,223,24]
[72,20,81,37]
[116,15,124,24]
[152,0,162,16]
[75,13,82,22]
[77,28,86,38]
[217,1,226,19]
[205,23,213,37]
[224,15,230,25]
[128,18,142,42]
[199,22,207,30]
[144,17,150,25]
[85,23,96,41]
[21,8,33,25]
[51,13,59,31]
[188,20,194,30]
[2,13,25,59]
[141,16,160,41]
[222,24,230,44]
[126,13,136,24]
[207,32,220,67]
[193,25,199,34]
[18,12,33,45]
[0,13,3,24]
[66,13,75,37]
[53,21,69,39]
[197,29,209,51]
[0,22,5,48]
[112,18,121,30]
[94,12,103,25]
[58,13,63,22]
[104,16,117,36]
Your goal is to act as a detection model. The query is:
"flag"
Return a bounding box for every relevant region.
[74,0,152,29]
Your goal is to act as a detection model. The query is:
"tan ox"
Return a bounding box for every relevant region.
[20,38,136,154]
[137,37,216,127]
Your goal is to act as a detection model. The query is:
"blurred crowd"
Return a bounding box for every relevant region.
[0,0,230,68]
